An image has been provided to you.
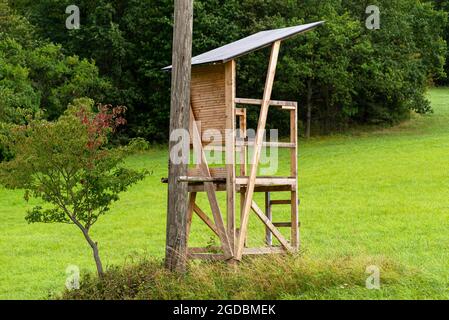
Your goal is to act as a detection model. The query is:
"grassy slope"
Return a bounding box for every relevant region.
[1,88,448,300]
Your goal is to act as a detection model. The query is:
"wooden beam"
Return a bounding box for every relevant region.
[178,176,225,183]
[273,222,293,228]
[236,108,246,116]
[251,201,293,252]
[270,200,291,205]
[239,108,248,248]
[235,98,297,109]
[236,141,296,149]
[186,184,294,193]
[188,167,227,179]
[236,41,281,260]
[265,192,272,246]
[235,177,296,187]
[165,0,193,272]
[290,107,299,250]
[225,60,236,253]
[193,204,220,237]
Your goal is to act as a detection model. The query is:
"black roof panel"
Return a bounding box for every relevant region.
[163,21,324,70]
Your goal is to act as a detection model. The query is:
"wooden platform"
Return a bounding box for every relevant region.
[161,176,296,192]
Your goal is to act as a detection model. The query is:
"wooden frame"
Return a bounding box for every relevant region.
[164,41,300,262]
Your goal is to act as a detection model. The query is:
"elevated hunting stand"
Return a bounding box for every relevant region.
[164,21,324,262]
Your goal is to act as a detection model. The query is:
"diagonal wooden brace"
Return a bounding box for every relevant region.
[236,41,281,260]
[190,108,233,259]
[193,204,220,237]
[251,201,293,252]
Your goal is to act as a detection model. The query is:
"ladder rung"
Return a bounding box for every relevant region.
[270,200,291,205]
[273,222,292,228]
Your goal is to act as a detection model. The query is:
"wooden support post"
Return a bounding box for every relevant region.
[225,60,236,253]
[265,192,272,246]
[290,106,299,250]
[239,109,247,177]
[239,108,247,248]
[165,0,193,272]
[236,41,281,260]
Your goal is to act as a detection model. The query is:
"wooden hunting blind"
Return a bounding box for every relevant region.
[164,21,324,261]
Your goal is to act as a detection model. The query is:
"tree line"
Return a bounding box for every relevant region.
[1,0,447,149]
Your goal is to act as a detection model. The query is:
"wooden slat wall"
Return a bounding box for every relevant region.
[190,64,226,144]
[188,167,227,179]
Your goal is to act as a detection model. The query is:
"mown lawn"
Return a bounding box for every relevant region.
[1,88,449,300]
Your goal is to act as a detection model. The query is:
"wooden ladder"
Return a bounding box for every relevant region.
[264,192,300,246]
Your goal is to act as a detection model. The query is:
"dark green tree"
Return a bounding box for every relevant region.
[8,0,448,137]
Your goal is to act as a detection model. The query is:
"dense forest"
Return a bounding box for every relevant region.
[1,0,448,152]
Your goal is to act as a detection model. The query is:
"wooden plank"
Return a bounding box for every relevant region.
[187,183,293,193]
[193,204,220,237]
[235,98,297,109]
[236,141,296,148]
[179,176,224,183]
[251,201,293,252]
[273,222,293,228]
[249,185,294,192]
[201,141,295,149]
[239,108,248,248]
[236,177,296,186]
[188,167,227,179]
[270,200,291,205]
[236,108,245,116]
[190,108,233,259]
[265,192,272,246]
[191,64,227,141]
[165,0,193,272]
[290,107,299,250]
[225,60,236,253]
[236,42,281,260]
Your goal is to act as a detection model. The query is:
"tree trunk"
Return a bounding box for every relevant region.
[165,0,193,272]
[81,229,104,278]
[306,78,313,139]
[90,241,104,278]
[68,214,105,278]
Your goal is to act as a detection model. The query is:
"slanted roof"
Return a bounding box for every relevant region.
[163,21,324,70]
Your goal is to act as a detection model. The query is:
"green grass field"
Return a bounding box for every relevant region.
[1,88,449,300]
